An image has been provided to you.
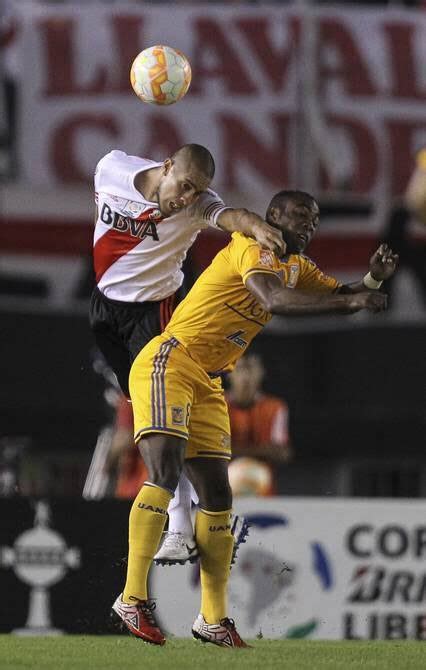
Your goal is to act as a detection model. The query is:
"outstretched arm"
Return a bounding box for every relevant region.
[217,209,286,257]
[338,243,398,294]
[245,272,387,316]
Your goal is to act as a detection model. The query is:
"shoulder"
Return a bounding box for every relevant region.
[297,254,328,277]
[205,188,222,200]
[230,231,260,249]
[229,231,260,259]
[231,233,281,276]
[95,151,161,200]
[96,150,126,171]
[96,150,157,172]
[299,254,319,270]
[187,188,225,213]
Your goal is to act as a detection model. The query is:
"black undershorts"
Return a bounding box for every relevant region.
[89,287,180,397]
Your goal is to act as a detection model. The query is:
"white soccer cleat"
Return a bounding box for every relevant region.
[154,531,199,565]
[154,516,250,566]
[192,613,249,648]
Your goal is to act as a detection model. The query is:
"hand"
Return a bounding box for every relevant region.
[253,220,286,256]
[349,291,388,313]
[369,243,398,281]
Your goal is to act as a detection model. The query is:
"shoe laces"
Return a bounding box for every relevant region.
[138,600,157,626]
[220,618,244,643]
[162,532,187,549]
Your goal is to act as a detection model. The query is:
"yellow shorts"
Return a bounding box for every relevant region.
[129,334,231,460]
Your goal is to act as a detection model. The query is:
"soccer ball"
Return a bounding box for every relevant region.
[130,45,192,106]
[228,457,273,497]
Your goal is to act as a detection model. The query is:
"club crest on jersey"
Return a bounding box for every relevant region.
[259,250,275,267]
[100,203,159,241]
[286,264,299,288]
[123,201,162,221]
[171,406,185,425]
[124,201,145,217]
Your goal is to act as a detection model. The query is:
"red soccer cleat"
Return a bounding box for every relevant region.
[112,593,166,645]
[192,613,250,648]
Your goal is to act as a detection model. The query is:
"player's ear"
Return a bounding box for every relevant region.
[268,206,280,223]
[163,158,173,175]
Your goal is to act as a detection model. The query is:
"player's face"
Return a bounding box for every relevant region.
[271,198,320,255]
[157,159,211,217]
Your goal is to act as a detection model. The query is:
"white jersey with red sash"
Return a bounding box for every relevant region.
[94,150,227,303]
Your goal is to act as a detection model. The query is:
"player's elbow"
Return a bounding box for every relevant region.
[263,291,292,315]
[253,292,274,313]
[261,297,275,313]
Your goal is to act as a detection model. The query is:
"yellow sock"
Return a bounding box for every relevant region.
[122,483,172,604]
[195,508,234,624]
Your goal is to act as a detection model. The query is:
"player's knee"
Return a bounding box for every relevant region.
[199,479,232,512]
[138,436,185,493]
[148,462,181,492]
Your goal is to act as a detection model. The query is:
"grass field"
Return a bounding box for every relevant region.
[1,635,426,670]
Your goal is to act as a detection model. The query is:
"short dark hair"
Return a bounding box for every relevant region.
[266,189,316,220]
[172,143,215,179]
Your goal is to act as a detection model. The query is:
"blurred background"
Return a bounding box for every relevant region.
[1,0,425,501]
[1,0,426,642]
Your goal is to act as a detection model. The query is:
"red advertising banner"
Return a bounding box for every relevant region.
[15,4,426,198]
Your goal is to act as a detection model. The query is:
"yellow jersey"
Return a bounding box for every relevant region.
[165,232,341,374]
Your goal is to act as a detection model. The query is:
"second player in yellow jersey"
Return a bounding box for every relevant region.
[129,189,395,457]
[124,189,397,645]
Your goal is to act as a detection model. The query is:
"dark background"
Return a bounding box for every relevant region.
[2,310,425,496]
[0,498,130,634]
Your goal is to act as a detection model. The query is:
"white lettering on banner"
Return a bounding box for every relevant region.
[149,498,426,640]
[16,5,426,199]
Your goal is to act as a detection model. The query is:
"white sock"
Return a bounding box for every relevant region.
[168,472,197,536]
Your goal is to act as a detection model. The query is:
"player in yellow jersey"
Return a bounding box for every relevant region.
[112,190,398,647]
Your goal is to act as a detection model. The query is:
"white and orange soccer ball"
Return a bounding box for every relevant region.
[130,45,192,106]
[228,457,273,497]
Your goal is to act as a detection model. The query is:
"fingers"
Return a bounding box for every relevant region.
[264,223,284,247]
[264,231,285,255]
[274,238,286,255]
[374,243,398,271]
[377,242,397,260]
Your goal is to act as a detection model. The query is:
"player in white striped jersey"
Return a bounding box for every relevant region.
[90,144,281,565]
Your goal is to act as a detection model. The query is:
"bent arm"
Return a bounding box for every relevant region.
[245,272,387,315]
[337,282,369,295]
[337,243,399,294]
[217,209,285,256]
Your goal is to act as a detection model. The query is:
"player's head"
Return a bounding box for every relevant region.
[229,354,265,406]
[157,144,215,216]
[265,190,319,254]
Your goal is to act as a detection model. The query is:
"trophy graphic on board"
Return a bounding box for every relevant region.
[0,501,81,634]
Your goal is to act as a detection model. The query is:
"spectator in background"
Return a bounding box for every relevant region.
[227,354,292,496]
[383,147,426,308]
